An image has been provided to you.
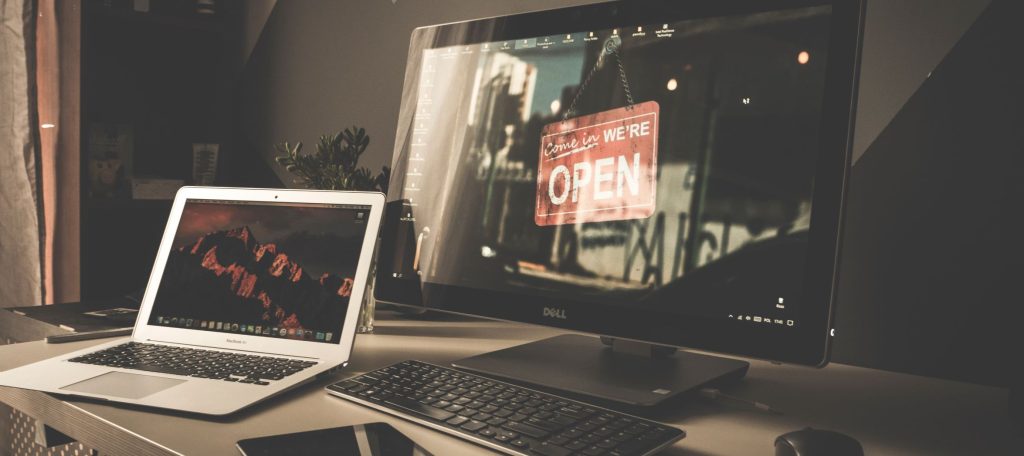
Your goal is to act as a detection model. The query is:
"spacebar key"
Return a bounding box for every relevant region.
[384,396,455,422]
[127,364,192,376]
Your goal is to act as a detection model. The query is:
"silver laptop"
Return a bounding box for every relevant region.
[0,187,385,415]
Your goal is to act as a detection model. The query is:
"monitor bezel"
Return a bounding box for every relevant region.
[375,0,864,367]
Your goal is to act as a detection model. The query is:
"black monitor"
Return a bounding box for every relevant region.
[376,0,864,407]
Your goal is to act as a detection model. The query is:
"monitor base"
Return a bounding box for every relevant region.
[452,334,749,408]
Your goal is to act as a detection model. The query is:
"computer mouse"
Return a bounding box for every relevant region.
[775,427,863,456]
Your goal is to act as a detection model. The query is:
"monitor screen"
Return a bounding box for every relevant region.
[377,0,862,365]
[147,199,373,344]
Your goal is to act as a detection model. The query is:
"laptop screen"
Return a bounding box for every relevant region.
[146,199,372,344]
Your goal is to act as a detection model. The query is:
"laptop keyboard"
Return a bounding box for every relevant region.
[328,360,684,456]
[67,342,317,385]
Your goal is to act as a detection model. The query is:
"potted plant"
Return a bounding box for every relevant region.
[275,127,390,333]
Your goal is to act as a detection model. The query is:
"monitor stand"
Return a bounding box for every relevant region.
[452,334,749,408]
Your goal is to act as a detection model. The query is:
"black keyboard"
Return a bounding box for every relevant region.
[327,360,684,456]
[68,342,317,385]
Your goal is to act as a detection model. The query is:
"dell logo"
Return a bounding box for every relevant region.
[543,307,567,319]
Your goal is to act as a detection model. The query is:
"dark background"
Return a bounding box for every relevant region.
[830,0,1024,387]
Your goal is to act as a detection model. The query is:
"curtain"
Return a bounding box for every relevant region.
[0,0,42,308]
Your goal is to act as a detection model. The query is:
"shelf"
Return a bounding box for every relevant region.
[86,198,174,211]
[92,7,224,34]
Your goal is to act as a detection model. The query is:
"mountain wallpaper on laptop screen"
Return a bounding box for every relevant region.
[155,226,353,334]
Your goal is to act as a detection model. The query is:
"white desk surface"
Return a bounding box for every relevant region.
[1,316,1020,455]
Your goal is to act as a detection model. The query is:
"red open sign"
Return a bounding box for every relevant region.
[535,101,659,226]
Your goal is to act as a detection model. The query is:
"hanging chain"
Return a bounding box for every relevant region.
[611,47,635,108]
[563,36,635,121]
[563,58,601,120]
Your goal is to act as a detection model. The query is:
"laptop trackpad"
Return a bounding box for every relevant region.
[61,371,186,399]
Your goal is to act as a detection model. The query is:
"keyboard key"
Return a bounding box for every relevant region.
[447,416,469,426]
[565,441,588,451]
[503,421,549,439]
[557,407,591,420]
[548,435,570,446]
[597,439,619,449]
[461,420,488,432]
[384,396,455,421]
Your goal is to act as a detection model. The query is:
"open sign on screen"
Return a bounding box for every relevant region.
[535,101,659,226]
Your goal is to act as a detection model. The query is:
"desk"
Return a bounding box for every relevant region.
[1,317,1020,455]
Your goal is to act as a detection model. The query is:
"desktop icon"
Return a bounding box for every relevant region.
[171,317,178,325]
[787,320,795,327]
[288,328,296,336]
[316,332,325,341]
[231,323,240,331]
[325,332,332,341]
[240,324,247,332]
[255,326,262,334]
[200,321,207,329]
[304,330,313,339]
[262,327,270,335]
[753,316,763,323]
[279,328,287,336]
[216,322,223,330]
